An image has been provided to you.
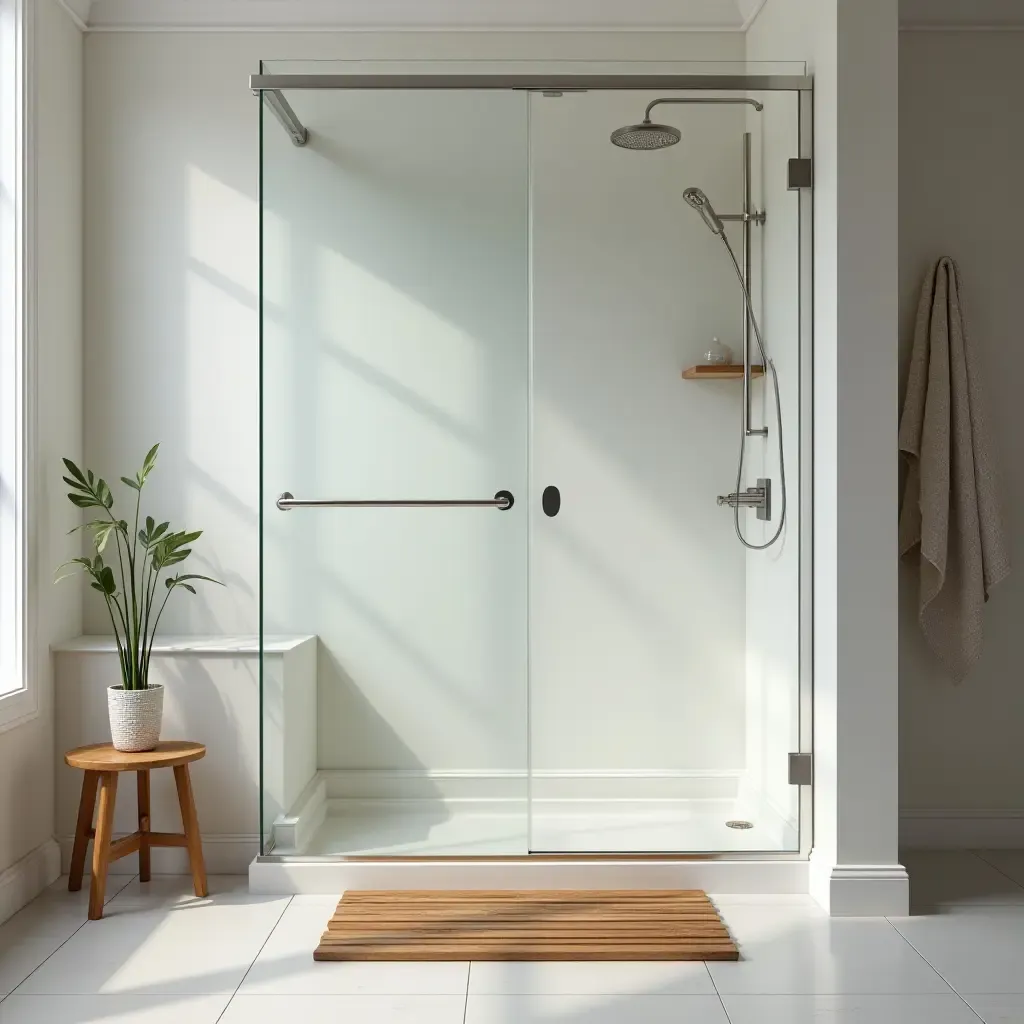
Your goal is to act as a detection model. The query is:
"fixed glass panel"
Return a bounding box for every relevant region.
[260,87,530,856]
[527,89,803,853]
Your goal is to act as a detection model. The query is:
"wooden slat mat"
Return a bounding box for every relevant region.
[314,889,738,961]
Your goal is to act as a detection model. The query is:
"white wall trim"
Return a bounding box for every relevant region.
[738,0,769,31]
[0,838,60,925]
[82,23,751,34]
[319,768,744,802]
[0,0,39,736]
[54,0,88,32]
[272,773,326,854]
[58,833,259,875]
[82,0,750,32]
[900,809,1024,849]
[809,851,910,916]
[53,633,315,655]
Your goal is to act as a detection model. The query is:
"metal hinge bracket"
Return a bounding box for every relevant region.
[788,752,813,786]
[787,158,813,190]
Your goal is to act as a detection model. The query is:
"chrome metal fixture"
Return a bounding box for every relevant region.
[683,184,787,551]
[262,89,308,146]
[277,490,514,511]
[609,96,764,151]
[717,479,771,522]
[612,114,766,437]
[610,122,681,151]
[682,186,725,236]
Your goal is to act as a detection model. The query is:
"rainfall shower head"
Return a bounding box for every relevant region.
[610,121,681,151]
[683,187,725,236]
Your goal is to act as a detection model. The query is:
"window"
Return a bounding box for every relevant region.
[0,0,33,729]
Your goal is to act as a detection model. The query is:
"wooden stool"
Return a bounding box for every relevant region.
[64,741,208,919]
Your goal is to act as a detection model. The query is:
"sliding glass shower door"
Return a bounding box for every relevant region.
[526,87,806,854]
[260,85,530,856]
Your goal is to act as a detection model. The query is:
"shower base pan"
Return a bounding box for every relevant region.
[249,796,806,895]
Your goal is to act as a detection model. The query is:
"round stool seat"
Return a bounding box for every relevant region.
[65,741,206,772]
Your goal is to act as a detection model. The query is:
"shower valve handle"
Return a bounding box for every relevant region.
[717,478,772,522]
[717,488,764,507]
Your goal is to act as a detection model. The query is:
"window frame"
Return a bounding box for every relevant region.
[0,0,36,733]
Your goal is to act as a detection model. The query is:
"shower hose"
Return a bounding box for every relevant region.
[718,232,787,551]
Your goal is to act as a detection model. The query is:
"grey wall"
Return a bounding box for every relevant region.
[899,30,1024,814]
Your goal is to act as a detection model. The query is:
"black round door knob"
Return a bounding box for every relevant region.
[542,485,561,517]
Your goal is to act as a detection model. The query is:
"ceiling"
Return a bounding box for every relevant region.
[62,0,1024,32]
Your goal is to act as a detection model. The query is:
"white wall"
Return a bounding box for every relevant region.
[0,0,82,913]
[83,30,744,643]
[53,636,315,875]
[83,32,752,817]
[261,85,530,779]
[529,92,747,789]
[747,0,905,913]
[899,30,1024,822]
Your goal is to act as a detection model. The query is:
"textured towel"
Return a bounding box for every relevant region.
[899,257,1010,682]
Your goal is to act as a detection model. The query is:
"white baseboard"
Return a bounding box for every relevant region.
[900,808,1024,849]
[809,851,910,916]
[320,768,742,802]
[0,839,61,925]
[58,834,259,876]
[272,774,327,854]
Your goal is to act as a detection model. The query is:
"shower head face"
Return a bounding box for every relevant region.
[610,121,681,151]
[683,186,725,236]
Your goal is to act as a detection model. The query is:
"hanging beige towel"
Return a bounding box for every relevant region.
[899,257,1009,682]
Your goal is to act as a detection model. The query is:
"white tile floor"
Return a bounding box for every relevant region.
[2,850,1024,1023]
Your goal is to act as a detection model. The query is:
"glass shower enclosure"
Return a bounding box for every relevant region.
[257,63,813,863]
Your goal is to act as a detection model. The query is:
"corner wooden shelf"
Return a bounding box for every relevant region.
[682,364,765,380]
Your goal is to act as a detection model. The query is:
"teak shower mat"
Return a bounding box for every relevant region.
[314,890,739,961]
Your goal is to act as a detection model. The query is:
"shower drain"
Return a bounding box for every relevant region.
[726,819,754,830]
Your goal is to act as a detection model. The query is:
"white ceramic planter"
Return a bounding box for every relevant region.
[107,683,164,752]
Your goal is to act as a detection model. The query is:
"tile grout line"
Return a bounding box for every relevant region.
[0,873,140,1005]
[971,850,1024,894]
[213,894,294,1024]
[703,957,735,1022]
[882,916,987,1023]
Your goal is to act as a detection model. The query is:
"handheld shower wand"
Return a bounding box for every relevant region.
[682,187,725,236]
[682,186,788,551]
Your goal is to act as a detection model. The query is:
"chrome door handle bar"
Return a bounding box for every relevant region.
[277,489,514,511]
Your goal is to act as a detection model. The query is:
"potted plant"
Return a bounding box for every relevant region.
[56,444,222,751]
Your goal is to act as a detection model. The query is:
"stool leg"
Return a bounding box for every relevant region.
[173,764,207,898]
[90,772,118,920]
[137,769,151,883]
[69,770,100,893]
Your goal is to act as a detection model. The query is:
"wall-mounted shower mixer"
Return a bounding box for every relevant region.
[717,478,771,522]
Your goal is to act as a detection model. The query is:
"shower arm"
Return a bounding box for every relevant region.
[643,96,764,121]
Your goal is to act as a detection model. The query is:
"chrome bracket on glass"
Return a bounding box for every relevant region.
[260,89,308,147]
[788,752,813,786]
[276,490,514,511]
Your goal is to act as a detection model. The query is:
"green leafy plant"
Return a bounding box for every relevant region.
[55,444,223,690]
